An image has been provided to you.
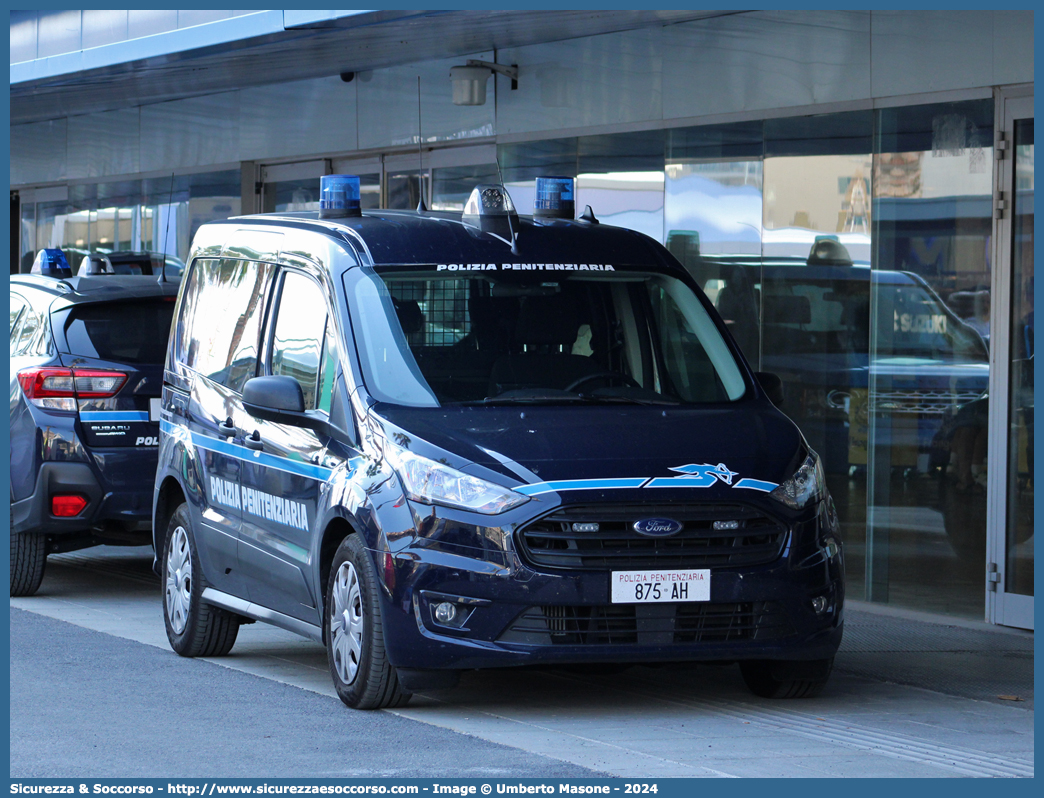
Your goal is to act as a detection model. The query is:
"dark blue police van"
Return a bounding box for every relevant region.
[154,176,844,709]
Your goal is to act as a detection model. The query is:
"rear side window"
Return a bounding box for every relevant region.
[63,300,176,364]
[12,304,44,357]
[270,271,328,410]
[10,294,27,336]
[177,258,272,393]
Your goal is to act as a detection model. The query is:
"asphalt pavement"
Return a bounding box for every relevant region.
[9,609,607,779]
[8,545,1034,778]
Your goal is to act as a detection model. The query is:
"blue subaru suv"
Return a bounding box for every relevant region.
[154,176,844,709]
[10,250,179,596]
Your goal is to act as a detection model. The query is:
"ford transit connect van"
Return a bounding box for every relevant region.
[154,177,844,709]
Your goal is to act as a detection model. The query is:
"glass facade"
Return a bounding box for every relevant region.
[868,101,993,613]
[18,169,241,274]
[1005,118,1034,599]
[11,94,1024,623]
[431,164,501,212]
[499,99,1004,620]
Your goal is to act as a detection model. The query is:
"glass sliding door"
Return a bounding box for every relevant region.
[988,93,1034,630]
[869,100,994,615]
[761,112,874,602]
[383,153,429,210]
[664,122,764,366]
[330,157,381,210]
[429,145,500,212]
[260,160,326,213]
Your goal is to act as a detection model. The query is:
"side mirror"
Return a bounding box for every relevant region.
[243,375,335,437]
[755,371,785,408]
[244,375,305,414]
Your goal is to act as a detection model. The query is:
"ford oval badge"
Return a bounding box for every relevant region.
[632,518,683,537]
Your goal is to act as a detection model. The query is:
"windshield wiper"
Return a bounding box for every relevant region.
[452,394,681,407]
[454,394,588,406]
[575,394,681,406]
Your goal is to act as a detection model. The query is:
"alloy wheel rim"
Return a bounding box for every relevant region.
[165,525,192,635]
[330,561,364,685]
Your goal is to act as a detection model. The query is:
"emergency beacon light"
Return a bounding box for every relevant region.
[534,176,575,219]
[319,175,362,219]
[31,248,73,278]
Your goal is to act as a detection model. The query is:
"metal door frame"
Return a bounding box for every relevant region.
[257,159,330,212]
[986,86,1034,630]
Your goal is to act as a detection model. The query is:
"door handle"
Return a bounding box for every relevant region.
[245,430,264,451]
[218,417,235,436]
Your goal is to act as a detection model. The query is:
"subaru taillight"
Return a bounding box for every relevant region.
[17,367,127,411]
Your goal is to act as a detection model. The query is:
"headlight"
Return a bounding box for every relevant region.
[385,443,529,515]
[770,453,827,510]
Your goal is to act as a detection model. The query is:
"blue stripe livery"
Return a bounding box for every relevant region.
[515,478,650,496]
[159,418,335,481]
[732,478,780,492]
[517,466,780,496]
[80,411,151,422]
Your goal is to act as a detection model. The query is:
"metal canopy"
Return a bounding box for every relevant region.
[10,10,734,126]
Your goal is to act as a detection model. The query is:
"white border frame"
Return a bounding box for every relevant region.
[986,86,1034,630]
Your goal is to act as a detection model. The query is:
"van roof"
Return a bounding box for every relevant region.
[212,209,669,268]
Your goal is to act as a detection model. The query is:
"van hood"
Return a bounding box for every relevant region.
[371,403,803,493]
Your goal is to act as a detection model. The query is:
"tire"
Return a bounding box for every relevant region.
[740,657,833,699]
[325,534,411,710]
[162,503,239,657]
[11,532,47,597]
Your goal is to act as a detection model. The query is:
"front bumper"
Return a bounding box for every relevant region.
[372,503,845,671]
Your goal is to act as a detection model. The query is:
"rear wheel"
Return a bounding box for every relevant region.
[162,503,239,657]
[326,534,411,710]
[740,657,833,699]
[10,531,47,597]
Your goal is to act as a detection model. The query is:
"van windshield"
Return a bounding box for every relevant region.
[346,266,747,407]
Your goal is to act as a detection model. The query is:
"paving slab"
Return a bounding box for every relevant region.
[9,545,1034,778]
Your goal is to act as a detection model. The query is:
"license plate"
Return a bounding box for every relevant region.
[149,398,162,422]
[611,569,710,603]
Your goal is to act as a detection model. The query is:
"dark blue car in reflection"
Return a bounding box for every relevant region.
[688,242,990,476]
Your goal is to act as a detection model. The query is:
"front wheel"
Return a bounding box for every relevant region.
[11,531,47,597]
[740,657,833,699]
[326,535,411,710]
[162,503,239,657]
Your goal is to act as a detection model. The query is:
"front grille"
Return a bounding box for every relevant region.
[498,601,793,646]
[516,504,788,570]
[873,389,983,414]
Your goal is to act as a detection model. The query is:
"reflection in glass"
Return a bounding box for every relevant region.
[1006,118,1033,597]
[577,171,664,241]
[386,170,430,210]
[180,259,271,394]
[577,131,664,241]
[19,201,36,273]
[23,171,242,271]
[357,174,381,210]
[432,165,502,212]
[869,100,994,615]
[264,178,321,213]
[763,155,872,262]
[759,135,874,604]
[664,160,762,259]
[272,272,328,409]
[499,133,667,240]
